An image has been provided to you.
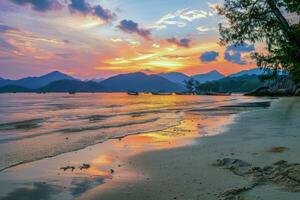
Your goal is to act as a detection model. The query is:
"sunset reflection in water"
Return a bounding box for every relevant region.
[0,93,245,199]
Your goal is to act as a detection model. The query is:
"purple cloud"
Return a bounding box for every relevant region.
[200,51,219,62]
[68,0,92,14]
[167,37,191,48]
[0,38,16,50]
[117,20,151,40]
[68,0,116,23]
[93,5,116,23]
[224,43,255,65]
[0,25,19,33]
[226,43,255,52]
[9,0,63,12]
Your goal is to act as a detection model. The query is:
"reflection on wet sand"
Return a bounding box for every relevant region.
[0,110,235,200]
[0,94,264,200]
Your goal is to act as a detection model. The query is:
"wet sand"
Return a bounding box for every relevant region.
[78,97,300,200]
[0,103,237,200]
[2,95,297,200]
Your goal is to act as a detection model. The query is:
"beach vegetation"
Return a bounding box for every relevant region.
[218,0,300,85]
[184,78,196,93]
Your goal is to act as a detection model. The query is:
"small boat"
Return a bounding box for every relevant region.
[151,92,173,95]
[175,92,193,95]
[205,92,232,96]
[69,91,76,94]
[127,91,139,95]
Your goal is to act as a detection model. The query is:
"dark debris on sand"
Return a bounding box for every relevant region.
[60,166,75,171]
[79,163,91,170]
[213,158,300,199]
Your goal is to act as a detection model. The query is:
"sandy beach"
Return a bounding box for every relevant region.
[77,97,300,200]
[2,0,299,199]
[1,95,300,200]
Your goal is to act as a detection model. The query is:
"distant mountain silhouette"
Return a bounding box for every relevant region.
[197,75,262,93]
[158,72,190,85]
[0,85,34,93]
[90,78,105,83]
[0,78,10,88]
[99,72,184,92]
[192,70,225,83]
[0,69,270,93]
[0,71,76,89]
[39,80,102,92]
[229,68,263,77]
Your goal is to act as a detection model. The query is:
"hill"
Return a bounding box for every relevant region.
[229,68,263,77]
[196,75,262,93]
[0,85,35,93]
[99,72,184,92]
[192,70,225,83]
[157,72,190,85]
[0,71,76,89]
[39,80,102,92]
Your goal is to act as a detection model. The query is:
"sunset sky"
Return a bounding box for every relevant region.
[0,0,258,79]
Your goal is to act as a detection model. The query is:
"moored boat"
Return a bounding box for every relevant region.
[175,92,193,95]
[204,92,231,96]
[151,92,173,95]
[127,91,139,95]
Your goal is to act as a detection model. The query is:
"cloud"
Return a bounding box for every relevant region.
[93,5,116,23]
[196,26,210,32]
[196,26,216,33]
[0,25,19,33]
[152,13,186,30]
[178,9,214,22]
[224,51,246,65]
[152,44,160,48]
[153,8,214,30]
[9,0,63,12]
[207,2,220,13]
[224,43,255,65]
[167,37,191,48]
[200,51,219,62]
[117,20,151,40]
[68,0,116,23]
[68,0,91,14]
[226,44,255,52]
[55,53,72,59]
[0,38,16,50]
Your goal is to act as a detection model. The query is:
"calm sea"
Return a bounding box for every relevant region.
[0,93,254,171]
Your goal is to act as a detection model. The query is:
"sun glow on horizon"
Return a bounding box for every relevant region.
[0,0,257,79]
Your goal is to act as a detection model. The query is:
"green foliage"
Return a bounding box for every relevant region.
[218,0,300,83]
[282,0,300,14]
[184,78,196,93]
[195,75,262,93]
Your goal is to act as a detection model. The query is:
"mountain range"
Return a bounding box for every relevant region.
[191,70,225,83]
[229,68,264,77]
[0,71,76,89]
[0,68,263,93]
[99,72,184,92]
[158,72,190,85]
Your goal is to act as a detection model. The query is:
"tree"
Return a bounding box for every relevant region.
[184,78,195,93]
[218,0,300,83]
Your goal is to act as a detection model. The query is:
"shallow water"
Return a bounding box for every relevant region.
[0,93,262,171]
[0,93,269,199]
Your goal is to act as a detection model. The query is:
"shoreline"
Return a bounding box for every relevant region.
[79,97,300,200]
[0,94,260,173]
[0,117,183,173]
[0,96,278,200]
[0,97,246,199]
[0,111,184,172]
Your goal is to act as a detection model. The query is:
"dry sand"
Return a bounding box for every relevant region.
[78,97,300,200]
